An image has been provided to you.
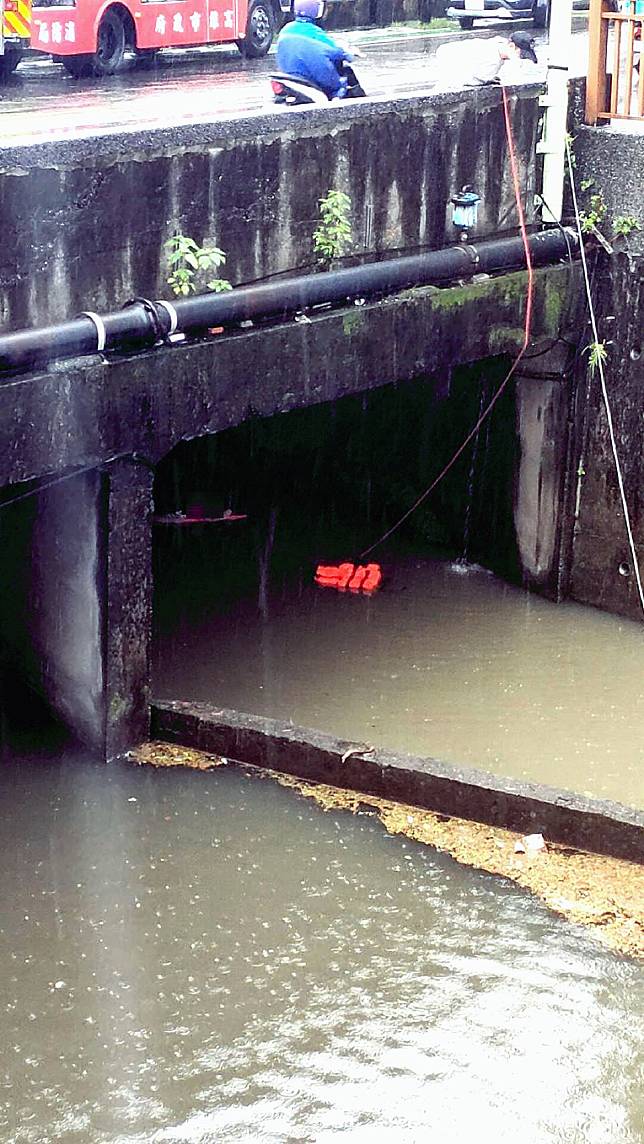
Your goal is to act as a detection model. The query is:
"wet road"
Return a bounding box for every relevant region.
[0,26,590,147]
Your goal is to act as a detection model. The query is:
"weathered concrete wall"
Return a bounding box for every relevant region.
[28,473,105,747]
[0,265,572,489]
[565,251,644,622]
[573,127,644,255]
[563,126,644,622]
[0,84,542,332]
[0,462,153,754]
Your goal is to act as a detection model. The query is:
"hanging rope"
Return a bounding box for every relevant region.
[359,86,534,560]
[565,140,644,617]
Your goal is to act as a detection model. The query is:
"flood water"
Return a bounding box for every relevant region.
[154,536,644,810]
[1,751,643,1144]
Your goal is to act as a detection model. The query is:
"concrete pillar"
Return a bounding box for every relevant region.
[17,459,153,758]
[103,459,154,760]
[513,345,571,596]
[28,470,105,748]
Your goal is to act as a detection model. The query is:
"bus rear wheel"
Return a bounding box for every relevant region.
[237,0,274,58]
[62,8,126,77]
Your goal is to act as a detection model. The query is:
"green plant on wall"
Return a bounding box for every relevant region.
[165,234,232,297]
[612,214,640,238]
[579,191,608,234]
[577,185,640,244]
[584,339,609,378]
[312,190,353,268]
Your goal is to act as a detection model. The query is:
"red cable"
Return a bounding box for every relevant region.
[359,87,534,561]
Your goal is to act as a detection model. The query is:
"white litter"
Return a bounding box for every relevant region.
[514,833,546,854]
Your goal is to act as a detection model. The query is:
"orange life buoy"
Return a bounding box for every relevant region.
[314,562,382,595]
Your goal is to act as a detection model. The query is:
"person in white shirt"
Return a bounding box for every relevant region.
[433,31,539,90]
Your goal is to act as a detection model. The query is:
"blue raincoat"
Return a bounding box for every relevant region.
[276,18,354,99]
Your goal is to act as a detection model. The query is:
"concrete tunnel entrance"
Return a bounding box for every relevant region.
[0,349,570,758]
[152,357,523,702]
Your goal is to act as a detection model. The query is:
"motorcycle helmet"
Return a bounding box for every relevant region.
[509,31,538,64]
[293,0,326,20]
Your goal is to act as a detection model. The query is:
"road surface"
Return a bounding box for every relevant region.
[0,24,590,147]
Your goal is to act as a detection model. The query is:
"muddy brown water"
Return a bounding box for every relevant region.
[1,753,643,1144]
[2,530,642,1142]
[154,547,644,810]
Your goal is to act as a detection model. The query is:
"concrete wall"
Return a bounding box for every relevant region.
[562,125,644,622]
[513,344,573,597]
[573,127,644,256]
[565,251,644,622]
[28,473,105,747]
[0,266,572,489]
[0,84,541,332]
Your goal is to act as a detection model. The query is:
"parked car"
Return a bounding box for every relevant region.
[445,0,550,31]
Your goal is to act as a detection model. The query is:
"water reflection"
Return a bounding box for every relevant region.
[0,756,641,1143]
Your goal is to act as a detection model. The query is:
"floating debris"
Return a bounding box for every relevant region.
[131,743,228,771]
[153,510,247,526]
[131,742,644,960]
[514,832,546,854]
[314,563,382,594]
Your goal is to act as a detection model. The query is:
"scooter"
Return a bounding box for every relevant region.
[269,62,366,105]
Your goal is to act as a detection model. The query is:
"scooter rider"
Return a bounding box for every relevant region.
[275,0,359,100]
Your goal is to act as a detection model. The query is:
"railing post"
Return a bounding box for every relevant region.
[586,0,610,123]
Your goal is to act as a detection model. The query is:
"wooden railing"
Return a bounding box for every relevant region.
[586,0,644,123]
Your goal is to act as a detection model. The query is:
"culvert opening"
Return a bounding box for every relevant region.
[152,358,519,682]
[152,358,519,597]
[151,360,644,809]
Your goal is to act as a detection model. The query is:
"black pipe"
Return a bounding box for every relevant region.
[0,230,577,377]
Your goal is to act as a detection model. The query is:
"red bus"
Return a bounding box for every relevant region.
[0,0,286,78]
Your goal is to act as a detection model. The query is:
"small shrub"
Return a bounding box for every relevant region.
[165,234,232,297]
[612,214,640,238]
[313,190,353,268]
[584,339,609,378]
[579,192,607,234]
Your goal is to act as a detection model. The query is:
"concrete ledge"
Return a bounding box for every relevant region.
[0,264,576,489]
[151,700,644,864]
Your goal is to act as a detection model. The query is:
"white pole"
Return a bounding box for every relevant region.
[537,0,575,223]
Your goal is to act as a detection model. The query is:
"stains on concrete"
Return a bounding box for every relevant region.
[0,84,542,331]
[567,251,644,622]
[0,265,575,490]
